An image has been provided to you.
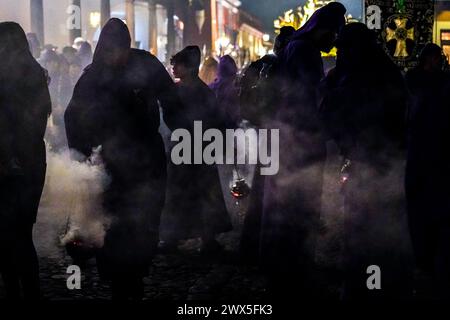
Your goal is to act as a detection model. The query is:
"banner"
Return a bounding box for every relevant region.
[365,0,434,70]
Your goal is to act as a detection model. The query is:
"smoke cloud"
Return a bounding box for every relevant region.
[38,145,111,254]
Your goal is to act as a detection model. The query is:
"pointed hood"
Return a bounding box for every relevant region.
[92,18,131,67]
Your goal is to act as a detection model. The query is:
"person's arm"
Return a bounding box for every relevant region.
[64,78,94,159]
[150,57,186,131]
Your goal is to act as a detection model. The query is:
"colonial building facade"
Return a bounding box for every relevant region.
[0,0,268,65]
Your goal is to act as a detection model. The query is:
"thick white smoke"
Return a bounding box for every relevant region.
[39,145,111,251]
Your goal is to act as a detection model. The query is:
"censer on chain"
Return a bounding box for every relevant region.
[62,216,97,264]
[230,165,250,200]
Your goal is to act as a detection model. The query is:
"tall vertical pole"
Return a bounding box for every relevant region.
[166,0,175,60]
[101,0,111,28]
[126,0,136,47]
[148,0,158,55]
[69,0,82,45]
[30,0,45,46]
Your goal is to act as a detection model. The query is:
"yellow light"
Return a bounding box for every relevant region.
[89,12,101,28]
[274,0,333,33]
[263,34,270,42]
[218,36,230,48]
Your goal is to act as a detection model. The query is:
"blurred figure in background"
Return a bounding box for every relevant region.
[160,46,231,254]
[39,48,62,109]
[199,56,218,86]
[405,43,450,298]
[209,55,240,128]
[62,46,78,65]
[0,22,51,300]
[239,26,295,127]
[238,27,296,265]
[77,41,93,70]
[26,33,41,59]
[72,37,85,51]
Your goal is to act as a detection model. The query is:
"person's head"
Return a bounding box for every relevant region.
[199,56,218,85]
[62,46,77,63]
[0,22,32,62]
[295,2,346,52]
[217,55,237,80]
[69,57,83,81]
[170,46,201,79]
[418,43,447,72]
[274,26,295,56]
[39,48,61,74]
[336,23,395,75]
[72,37,85,51]
[78,41,93,58]
[93,18,131,67]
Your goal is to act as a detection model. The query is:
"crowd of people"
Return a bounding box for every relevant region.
[1,1,450,302]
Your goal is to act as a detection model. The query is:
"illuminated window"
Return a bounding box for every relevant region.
[441,30,450,64]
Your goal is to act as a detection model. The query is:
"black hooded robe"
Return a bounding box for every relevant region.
[160,77,232,243]
[0,22,51,299]
[65,19,182,285]
[259,35,327,287]
[405,67,450,294]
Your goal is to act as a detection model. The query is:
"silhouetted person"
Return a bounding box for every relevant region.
[26,33,41,59]
[259,2,346,298]
[405,43,450,298]
[160,46,231,254]
[0,22,51,300]
[39,48,62,108]
[239,26,295,264]
[239,26,295,127]
[209,55,240,127]
[62,46,78,65]
[321,23,410,300]
[65,18,182,300]
[77,41,93,70]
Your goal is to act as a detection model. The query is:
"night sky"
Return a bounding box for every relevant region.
[240,0,363,33]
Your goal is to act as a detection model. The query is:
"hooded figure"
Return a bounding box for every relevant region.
[238,26,296,264]
[209,55,240,127]
[159,46,231,254]
[77,41,93,70]
[321,23,411,300]
[38,48,62,108]
[405,43,450,297]
[240,26,295,127]
[0,22,51,300]
[65,18,182,300]
[259,2,346,297]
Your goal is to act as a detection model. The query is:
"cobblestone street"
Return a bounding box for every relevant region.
[0,165,270,301]
[0,144,350,301]
[28,233,267,301]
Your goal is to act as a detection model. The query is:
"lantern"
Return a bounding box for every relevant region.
[190,0,206,34]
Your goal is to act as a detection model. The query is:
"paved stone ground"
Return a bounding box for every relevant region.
[29,232,268,302]
[0,141,350,301]
[0,163,271,301]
